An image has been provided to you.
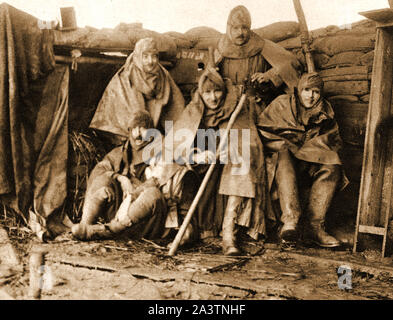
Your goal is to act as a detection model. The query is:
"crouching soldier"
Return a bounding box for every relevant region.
[72,110,197,243]
[258,72,348,248]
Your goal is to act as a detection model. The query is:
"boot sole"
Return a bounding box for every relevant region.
[280,229,298,242]
[309,239,341,248]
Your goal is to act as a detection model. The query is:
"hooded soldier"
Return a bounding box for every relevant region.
[215,5,301,108]
[90,37,185,138]
[72,110,197,243]
[167,67,267,255]
[258,72,348,248]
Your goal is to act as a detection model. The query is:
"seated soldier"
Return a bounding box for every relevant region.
[72,110,197,243]
[258,72,348,247]
[166,67,267,255]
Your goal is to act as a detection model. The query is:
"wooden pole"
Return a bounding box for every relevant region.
[55,55,174,68]
[28,247,47,300]
[292,0,316,73]
[168,93,247,256]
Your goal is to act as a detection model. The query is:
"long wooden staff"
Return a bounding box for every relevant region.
[168,93,247,256]
[293,0,316,73]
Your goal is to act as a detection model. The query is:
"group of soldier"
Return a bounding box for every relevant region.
[71,5,347,256]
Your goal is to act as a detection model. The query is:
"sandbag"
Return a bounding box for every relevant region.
[184,26,222,44]
[310,25,340,39]
[331,101,369,146]
[288,49,329,70]
[53,28,91,46]
[313,53,331,69]
[80,28,132,48]
[253,21,300,43]
[359,50,375,68]
[350,19,376,30]
[194,37,220,49]
[360,94,370,103]
[124,28,178,54]
[322,51,364,69]
[163,31,193,49]
[335,27,376,37]
[293,49,305,68]
[311,34,375,56]
[114,22,143,32]
[319,66,369,82]
[328,95,359,103]
[323,80,369,96]
[277,36,301,49]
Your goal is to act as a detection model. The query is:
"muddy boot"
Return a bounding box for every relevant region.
[306,164,341,248]
[167,223,196,250]
[71,223,113,241]
[114,186,164,227]
[180,223,196,246]
[276,150,302,243]
[79,187,112,225]
[222,196,241,256]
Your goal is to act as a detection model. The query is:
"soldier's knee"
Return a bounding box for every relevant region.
[93,186,115,202]
[140,186,163,202]
[320,164,341,182]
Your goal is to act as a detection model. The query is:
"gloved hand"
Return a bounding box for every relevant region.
[192,149,216,164]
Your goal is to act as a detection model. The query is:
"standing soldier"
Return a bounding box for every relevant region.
[215,5,301,109]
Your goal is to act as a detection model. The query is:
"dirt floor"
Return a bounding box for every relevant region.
[2,223,393,301]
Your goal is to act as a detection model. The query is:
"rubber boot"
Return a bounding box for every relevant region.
[222,196,241,256]
[276,150,302,242]
[80,188,109,225]
[73,186,164,241]
[113,186,163,227]
[71,223,113,241]
[306,164,341,248]
[72,188,110,240]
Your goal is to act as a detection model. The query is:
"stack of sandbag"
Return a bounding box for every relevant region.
[53,23,178,56]
[53,27,94,46]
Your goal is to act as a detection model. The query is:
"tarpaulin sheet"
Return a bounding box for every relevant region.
[0,3,69,239]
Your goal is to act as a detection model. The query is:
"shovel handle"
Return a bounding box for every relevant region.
[168,94,247,256]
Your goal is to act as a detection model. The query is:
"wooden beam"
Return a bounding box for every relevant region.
[360,8,393,27]
[358,225,386,236]
[55,55,124,65]
[354,28,393,255]
[55,55,174,68]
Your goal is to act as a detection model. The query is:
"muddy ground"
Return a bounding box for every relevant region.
[2,224,393,301]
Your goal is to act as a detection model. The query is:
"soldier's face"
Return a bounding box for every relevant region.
[201,81,224,110]
[141,51,159,73]
[229,24,250,46]
[300,87,321,108]
[129,126,149,149]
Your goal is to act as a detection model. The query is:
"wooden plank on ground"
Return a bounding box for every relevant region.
[0,227,20,267]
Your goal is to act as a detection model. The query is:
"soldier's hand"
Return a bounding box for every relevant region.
[96,186,115,202]
[117,175,133,198]
[193,150,216,164]
[251,72,269,84]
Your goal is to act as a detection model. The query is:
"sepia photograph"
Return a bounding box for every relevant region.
[0,0,393,306]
